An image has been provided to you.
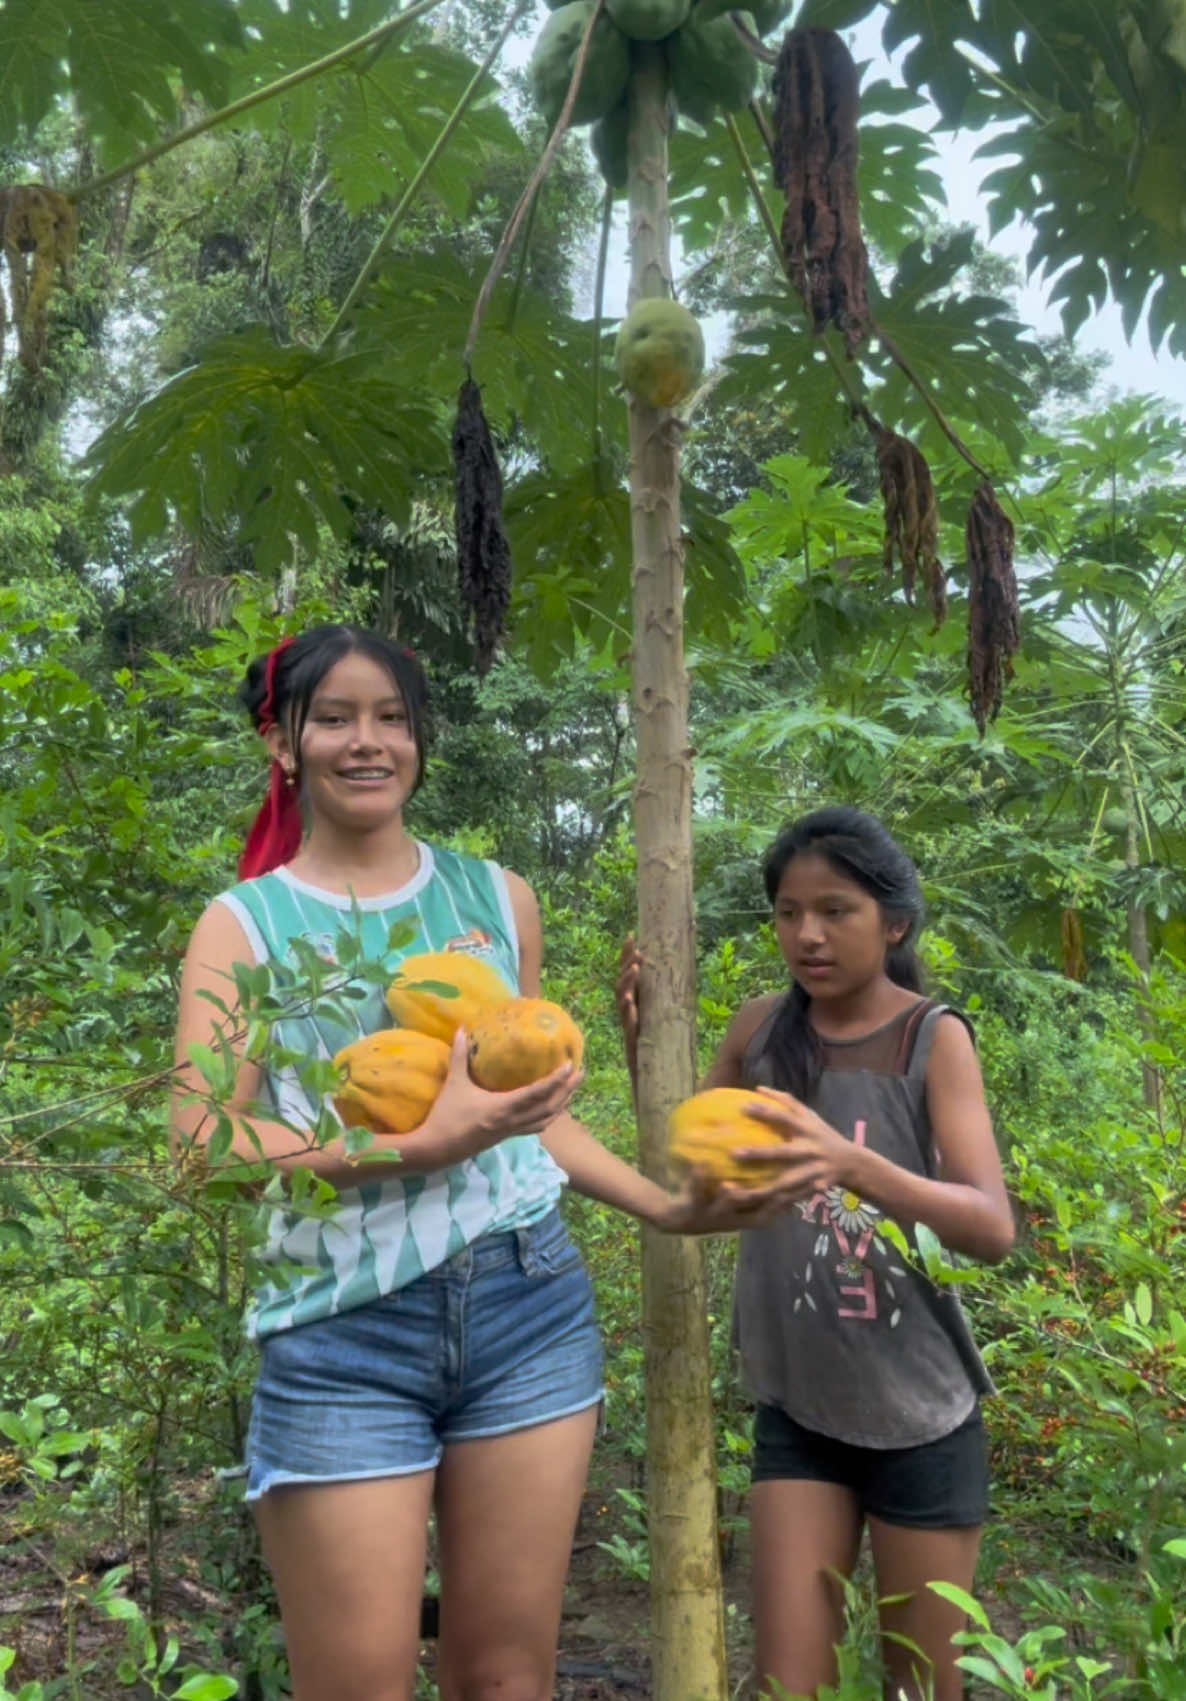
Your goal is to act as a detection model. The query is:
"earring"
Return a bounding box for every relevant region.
[282,763,297,789]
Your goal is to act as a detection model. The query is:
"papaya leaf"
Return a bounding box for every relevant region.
[670,82,943,268]
[977,116,1186,358]
[506,458,745,668]
[670,113,757,254]
[232,5,521,219]
[857,84,946,255]
[712,299,859,467]
[83,326,445,573]
[356,253,605,472]
[867,235,1039,466]
[0,0,241,151]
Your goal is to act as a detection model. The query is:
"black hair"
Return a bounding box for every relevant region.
[762,805,926,1099]
[240,625,430,795]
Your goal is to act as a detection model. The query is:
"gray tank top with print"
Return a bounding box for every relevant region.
[734,998,994,1448]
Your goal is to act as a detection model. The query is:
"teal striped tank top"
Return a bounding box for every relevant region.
[216,843,566,1338]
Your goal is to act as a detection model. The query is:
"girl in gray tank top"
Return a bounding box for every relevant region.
[690,807,1014,1701]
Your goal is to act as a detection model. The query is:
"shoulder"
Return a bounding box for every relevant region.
[923,1007,983,1089]
[928,1007,977,1057]
[503,869,541,939]
[180,895,256,982]
[703,991,786,1088]
[731,990,785,1041]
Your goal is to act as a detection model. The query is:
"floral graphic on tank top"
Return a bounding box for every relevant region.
[791,1120,909,1326]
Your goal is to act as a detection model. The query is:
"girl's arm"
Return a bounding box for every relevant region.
[172,899,580,1187]
[742,1015,1016,1263]
[525,893,788,1230]
[507,874,673,1226]
[615,936,778,1094]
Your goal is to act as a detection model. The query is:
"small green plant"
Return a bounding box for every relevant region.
[595,1486,651,1583]
[0,1646,45,1701]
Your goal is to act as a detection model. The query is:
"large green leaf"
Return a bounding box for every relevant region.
[355,252,609,472]
[711,298,862,467]
[855,83,946,255]
[0,0,241,150]
[231,3,521,218]
[506,458,745,669]
[977,111,1186,357]
[867,232,1038,466]
[83,327,444,572]
[669,80,943,263]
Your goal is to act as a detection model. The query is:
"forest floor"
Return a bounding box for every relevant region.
[0,1449,1108,1700]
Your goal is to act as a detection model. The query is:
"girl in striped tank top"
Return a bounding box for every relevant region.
[172,626,723,1701]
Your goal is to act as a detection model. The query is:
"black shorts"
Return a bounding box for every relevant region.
[751,1402,988,1529]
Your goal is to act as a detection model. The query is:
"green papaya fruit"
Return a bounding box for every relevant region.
[606,0,691,40]
[592,102,630,191]
[748,0,792,34]
[616,297,705,409]
[530,3,632,129]
[666,11,759,124]
[693,0,791,34]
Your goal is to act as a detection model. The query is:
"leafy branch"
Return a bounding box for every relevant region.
[73,0,452,202]
[464,0,607,370]
[323,0,530,340]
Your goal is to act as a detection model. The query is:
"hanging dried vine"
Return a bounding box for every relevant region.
[867,417,946,625]
[771,27,869,355]
[966,481,1020,732]
[0,186,78,372]
[453,378,511,676]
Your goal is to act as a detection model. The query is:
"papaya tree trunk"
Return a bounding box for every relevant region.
[1123,787,1162,1115]
[625,42,727,1701]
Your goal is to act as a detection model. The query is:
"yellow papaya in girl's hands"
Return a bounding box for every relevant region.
[668,1088,788,1186]
[333,1029,452,1134]
[467,998,585,1091]
[385,951,512,1044]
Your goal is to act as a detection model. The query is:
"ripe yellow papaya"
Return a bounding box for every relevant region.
[615,297,705,409]
[668,1087,787,1185]
[385,951,513,1045]
[333,1029,452,1134]
[467,997,585,1091]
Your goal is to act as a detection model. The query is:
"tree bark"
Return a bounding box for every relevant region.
[1123,791,1163,1115]
[625,43,727,1701]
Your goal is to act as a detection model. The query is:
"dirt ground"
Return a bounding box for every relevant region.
[0,1460,1039,1699]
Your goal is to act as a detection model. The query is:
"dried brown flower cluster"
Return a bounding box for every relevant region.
[771,28,870,354]
[1060,908,1087,982]
[966,482,1020,732]
[0,185,77,372]
[870,420,947,625]
[453,378,512,676]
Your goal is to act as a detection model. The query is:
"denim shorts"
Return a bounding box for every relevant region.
[751,1402,988,1528]
[245,1208,604,1501]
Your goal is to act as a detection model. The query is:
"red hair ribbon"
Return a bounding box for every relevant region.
[239,638,301,879]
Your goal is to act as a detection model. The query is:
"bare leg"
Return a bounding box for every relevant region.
[254,1470,436,1701]
[751,1479,864,1699]
[432,1406,598,1701]
[868,1517,982,1701]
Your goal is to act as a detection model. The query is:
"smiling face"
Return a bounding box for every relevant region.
[772,852,907,1001]
[279,650,419,834]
